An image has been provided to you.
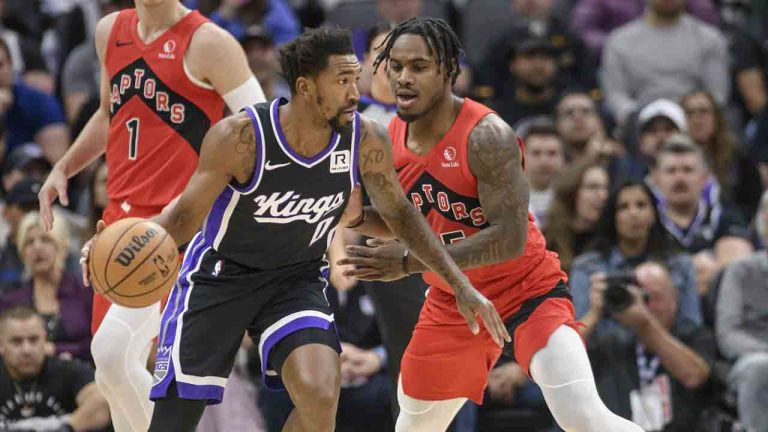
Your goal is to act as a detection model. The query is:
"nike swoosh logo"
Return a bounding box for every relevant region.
[264,161,290,171]
[116,40,133,47]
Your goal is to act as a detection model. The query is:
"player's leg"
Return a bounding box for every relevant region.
[393,287,494,432]
[91,301,160,432]
[509,282,642,431]
[395,376,466,432]
[249,273,344,432]
[280,341,341,431]
[530,325,643,431]
[149,240,261,431]
[147,382,206,431]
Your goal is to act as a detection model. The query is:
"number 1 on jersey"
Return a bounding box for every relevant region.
[126,118,140,160]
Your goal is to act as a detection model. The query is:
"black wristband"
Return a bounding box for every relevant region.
[346,209,366,229]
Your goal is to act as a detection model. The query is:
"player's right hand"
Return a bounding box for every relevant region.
[38,168,69,231]
[455,286,511,348]
[80,220,106,287]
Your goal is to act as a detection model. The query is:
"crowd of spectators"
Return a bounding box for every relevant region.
[0,0,766,431]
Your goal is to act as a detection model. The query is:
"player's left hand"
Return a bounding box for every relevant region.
[455,286,511,348]
[338,238,408,282]
[80,220,106,287]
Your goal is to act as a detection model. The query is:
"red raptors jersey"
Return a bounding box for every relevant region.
[105,9,225,208]
[390,99,565,308]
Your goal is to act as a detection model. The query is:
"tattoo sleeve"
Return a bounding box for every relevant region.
[358,116,471,292]
[152,114,254,246]
[407,114,529,273]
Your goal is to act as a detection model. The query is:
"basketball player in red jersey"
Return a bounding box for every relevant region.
[338,18,643,431]
[37,1,266,430]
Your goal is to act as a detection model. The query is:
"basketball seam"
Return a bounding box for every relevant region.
[103,219,146,288]
[109,257,180,298]
[102,232,172,296]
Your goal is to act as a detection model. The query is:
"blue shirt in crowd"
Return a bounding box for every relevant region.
[4,81,66,153]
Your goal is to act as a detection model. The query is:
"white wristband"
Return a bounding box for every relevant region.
[223,76,267,113]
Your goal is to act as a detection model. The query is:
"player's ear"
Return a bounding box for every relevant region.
[296,76,313,99]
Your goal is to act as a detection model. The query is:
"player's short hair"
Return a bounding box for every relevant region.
[278,27,354,96]
[373,17,463,86]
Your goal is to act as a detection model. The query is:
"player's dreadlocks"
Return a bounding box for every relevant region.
[373,17,463,86]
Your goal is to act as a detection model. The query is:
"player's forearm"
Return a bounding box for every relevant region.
[56,109,109,178]
[350,206,396,240]
[69,385,110,431]
[151,205,201,249]
[406,224,526,273]
[381,202,471,294]
[635,316,711,389]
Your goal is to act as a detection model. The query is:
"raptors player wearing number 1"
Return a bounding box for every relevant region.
[37,1,265,430]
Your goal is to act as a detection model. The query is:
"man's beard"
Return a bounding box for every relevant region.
[329,115,351,133]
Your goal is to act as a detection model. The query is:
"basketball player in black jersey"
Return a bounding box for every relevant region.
[80,27,509,432]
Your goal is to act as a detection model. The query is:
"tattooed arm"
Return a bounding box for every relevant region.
[151,112,256,246]
[405,114,528,272]
[357,116,510,346]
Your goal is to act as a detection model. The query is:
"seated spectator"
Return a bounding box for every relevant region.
[477,0,596,95]
[681,90,762,220]
[586,261,715,431]
[555,90,624,161]
[0,38,68,165]
[601,0,729,126]
[0,306,110,430]
[82,160,108,242]
[0,211,92,362]
[0,0,50,91]
[518,116,565,226]
[651,136,754,296]
[199,0,300,45]
[571,179,702,341]
[358,23,397,126]
[570,0,720,57]
[1,143,51,194]
[491,22,561,128]
[0,178,41,293]
[256,283,393,432]
[619,99,687,182]
[543,157,610,273]
[716,248,768,432]
[241,25,290,102]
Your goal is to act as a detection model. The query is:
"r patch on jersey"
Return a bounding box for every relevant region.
[330,150,350,174]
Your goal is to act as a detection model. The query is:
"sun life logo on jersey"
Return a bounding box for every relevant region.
[442,146,459,168]
[159,39,176,59]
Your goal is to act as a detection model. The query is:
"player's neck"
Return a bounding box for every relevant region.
[406,93,462,150]
[135,1,189,45]
[280,102,335,157]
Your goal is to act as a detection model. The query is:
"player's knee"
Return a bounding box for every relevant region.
[289,367,340,415]
[91,323,130,381]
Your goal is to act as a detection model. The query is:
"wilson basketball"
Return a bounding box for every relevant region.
[89,218,180,308]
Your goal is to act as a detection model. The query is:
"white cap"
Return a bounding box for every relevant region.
[638,99,687,133]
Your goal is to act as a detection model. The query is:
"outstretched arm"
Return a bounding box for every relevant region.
[152,112,255,245]
[356,116,509,346]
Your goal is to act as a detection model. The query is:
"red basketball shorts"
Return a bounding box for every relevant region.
[400,280,580,404]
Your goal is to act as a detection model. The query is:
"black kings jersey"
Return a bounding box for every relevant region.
[199,98,360,269]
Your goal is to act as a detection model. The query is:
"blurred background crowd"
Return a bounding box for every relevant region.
[0,0,766,431]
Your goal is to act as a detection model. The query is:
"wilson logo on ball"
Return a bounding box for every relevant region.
[113,228,159,267]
